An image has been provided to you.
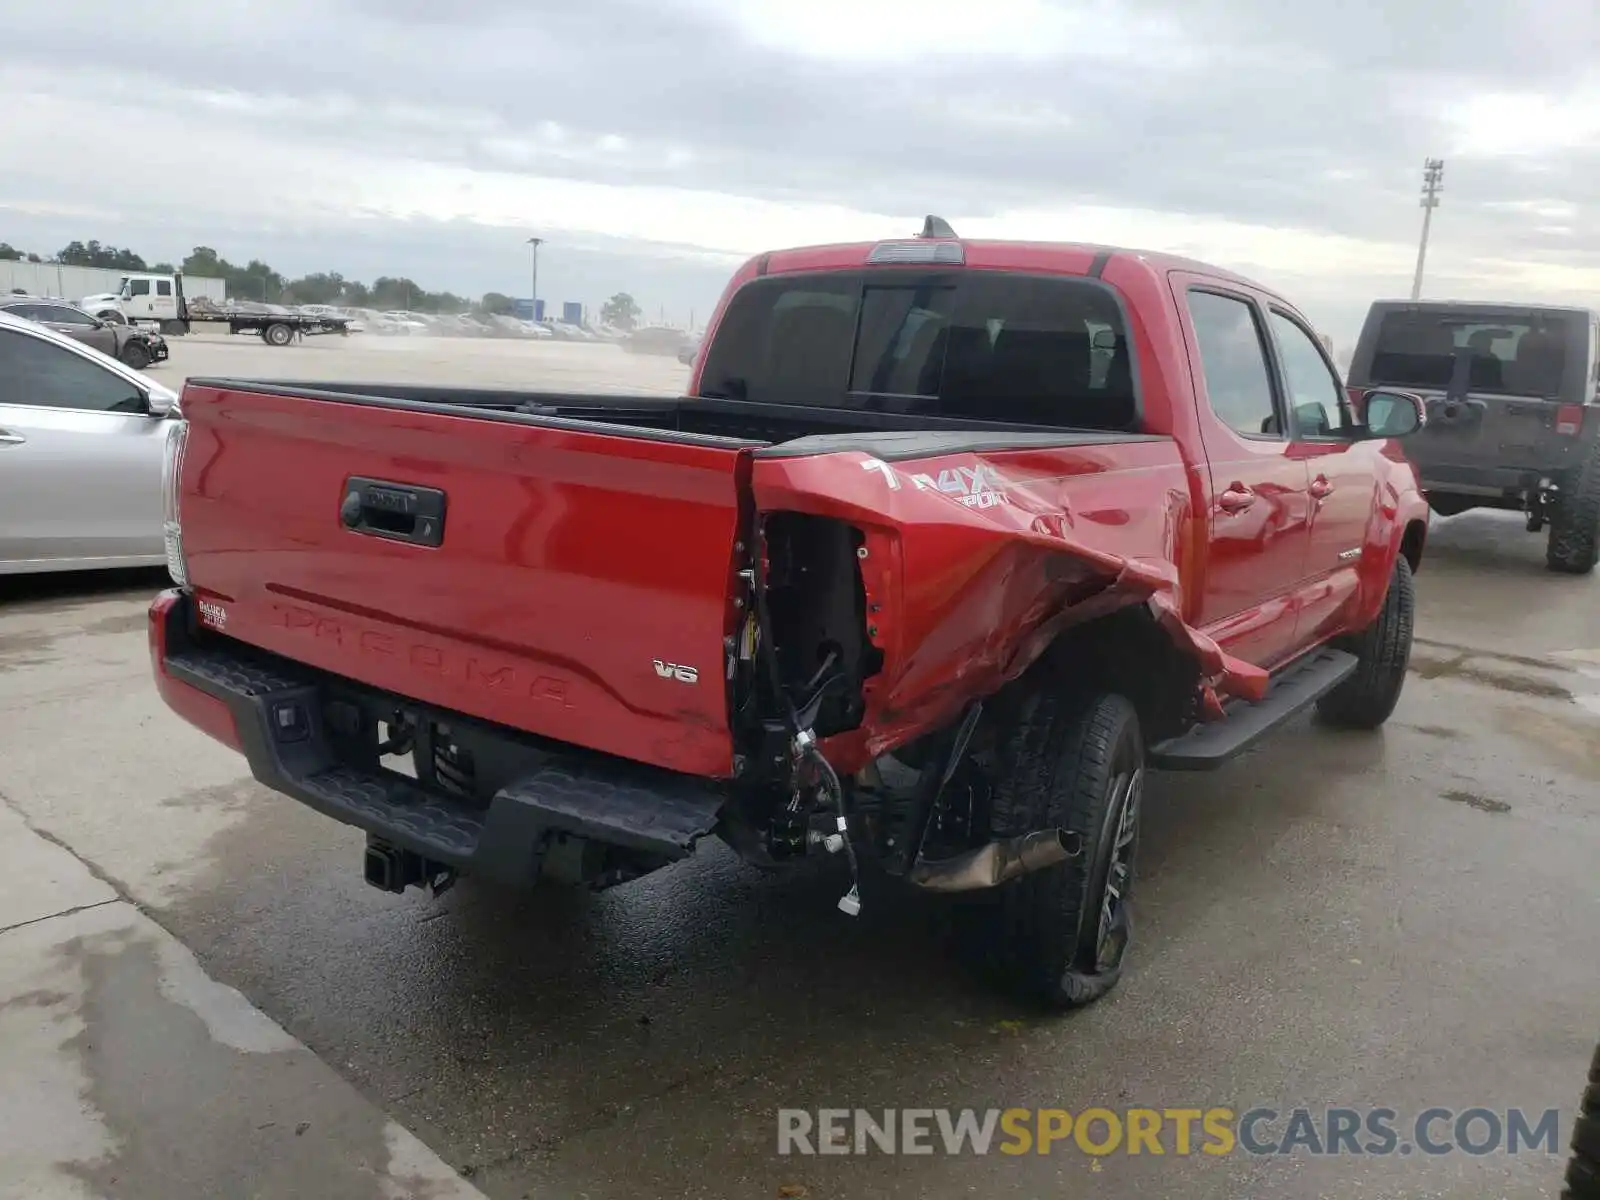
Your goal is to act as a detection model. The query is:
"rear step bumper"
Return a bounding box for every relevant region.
[1148,647,1358,771]
[149,589,725,889]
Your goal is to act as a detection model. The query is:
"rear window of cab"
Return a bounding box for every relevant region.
[696,270,1139,431]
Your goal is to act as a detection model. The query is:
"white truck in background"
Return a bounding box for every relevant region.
[81,272,351,345]
[81,272,185,331]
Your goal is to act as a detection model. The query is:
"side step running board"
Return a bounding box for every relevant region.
[1148,647,1359,771]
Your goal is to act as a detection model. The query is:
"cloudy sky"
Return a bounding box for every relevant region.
[3,0,1598,346]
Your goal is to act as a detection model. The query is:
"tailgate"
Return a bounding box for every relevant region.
[1405,389,1583,484]
[174,382,755,777]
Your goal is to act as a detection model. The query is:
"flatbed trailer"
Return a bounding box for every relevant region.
[84,273,355,346]
[186,312,353,345]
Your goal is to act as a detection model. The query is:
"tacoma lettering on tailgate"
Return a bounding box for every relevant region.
[275,604,570,705]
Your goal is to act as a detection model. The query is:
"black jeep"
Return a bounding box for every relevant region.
[1346,300,1600,573]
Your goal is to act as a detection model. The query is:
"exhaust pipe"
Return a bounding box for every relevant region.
[907,828,1082,893]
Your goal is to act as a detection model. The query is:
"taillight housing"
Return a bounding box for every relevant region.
[1554,404,1585,437]
[161,418,190,587]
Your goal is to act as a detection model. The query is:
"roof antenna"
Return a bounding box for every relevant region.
[920,215,958,239]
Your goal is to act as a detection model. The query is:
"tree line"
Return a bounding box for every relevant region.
[0,238,645,329]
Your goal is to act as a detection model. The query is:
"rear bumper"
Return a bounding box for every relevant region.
[147,589,726,888]
[1419,464,1554,497]
[1410,400,1598,496]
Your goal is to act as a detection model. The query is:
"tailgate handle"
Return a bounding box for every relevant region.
[339,477,446,547]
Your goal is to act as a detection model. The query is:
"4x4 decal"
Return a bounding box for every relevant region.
[860,457,1012,509]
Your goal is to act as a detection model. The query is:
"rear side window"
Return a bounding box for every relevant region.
[696,269,1138,430]
[39,304,95,326]
[1367,309,1577,398]
[157,280,172,296]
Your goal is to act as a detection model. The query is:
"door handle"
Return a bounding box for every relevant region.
[1309,475,1334,500]
[1218,483,1256,513]
[0,428,25,446]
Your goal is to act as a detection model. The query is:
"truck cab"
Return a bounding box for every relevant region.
[115,273,189,332]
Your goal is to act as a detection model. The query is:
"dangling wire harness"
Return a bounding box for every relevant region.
[750,524,863,916]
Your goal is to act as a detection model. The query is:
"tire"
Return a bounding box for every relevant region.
[119,340,151,370]
[1547,444,1600,575]
[985,688,1145,1010]
[1316,555,1415,730]
[263,322,294,347]
[1564,1041,1600,1200]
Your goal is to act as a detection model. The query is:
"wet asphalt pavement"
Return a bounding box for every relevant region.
[2,357,1598,1197]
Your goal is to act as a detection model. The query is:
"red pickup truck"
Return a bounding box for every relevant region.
[149,220,1429,1009]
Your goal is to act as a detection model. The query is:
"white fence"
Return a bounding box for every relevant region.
[0,261,227,303]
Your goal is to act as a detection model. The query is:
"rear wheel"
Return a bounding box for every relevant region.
[1547,444,1600,575]
[1316,555,1414,729]
[1564,1040,1600,1199]
[119,340,151,370]
[984,687,1144,1010]
[262,322,294,347]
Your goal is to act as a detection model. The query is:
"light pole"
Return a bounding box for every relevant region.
[1410,158,1444,301]
[526,236,543,321]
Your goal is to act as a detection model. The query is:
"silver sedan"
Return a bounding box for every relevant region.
[0,308,180,574]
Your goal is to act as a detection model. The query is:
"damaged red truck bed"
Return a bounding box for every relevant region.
[150,220,1431,1009]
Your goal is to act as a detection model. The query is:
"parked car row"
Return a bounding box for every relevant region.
[64,278,688,348]
[621,324,698,358]
[288,306,632,343]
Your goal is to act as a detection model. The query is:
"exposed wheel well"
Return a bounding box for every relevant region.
[1400,519,1426,573]
[1035,604,1200,744]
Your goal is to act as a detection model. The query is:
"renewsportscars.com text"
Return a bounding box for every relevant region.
[776,1106,1563,1158]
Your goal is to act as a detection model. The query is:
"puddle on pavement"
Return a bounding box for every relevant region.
[0,606,150,673]
[0,631,57,673]
[1407,642,1600,778]
[1398,723,1460,740]
[1409,642,1600,709]
[1496,704,1600,782]
[59,922,462,1200]
[79,610,148,637]
[1440,789,1512,814]
[1549,649,1600,719]
[1408,651,1573,699]
[0,604,150,681]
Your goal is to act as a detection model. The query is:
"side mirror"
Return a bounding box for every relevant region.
[1294,400,1332,436]
[1361,388,1425,438]
[144,386,178,418]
